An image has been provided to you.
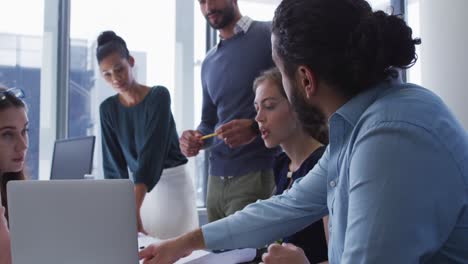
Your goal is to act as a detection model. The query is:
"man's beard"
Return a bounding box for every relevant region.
[205,3,236,29]
[290,84,328,142]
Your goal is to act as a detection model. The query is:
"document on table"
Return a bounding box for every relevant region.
[181,248,256,264]
[138,234,256,264]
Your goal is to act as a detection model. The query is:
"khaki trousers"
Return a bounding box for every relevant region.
[206,169,274,222]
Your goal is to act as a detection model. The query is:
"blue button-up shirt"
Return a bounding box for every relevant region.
[202,79,468,263]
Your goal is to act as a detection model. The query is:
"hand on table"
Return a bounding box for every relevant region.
[260,243,310,264]
[139,238,191,264]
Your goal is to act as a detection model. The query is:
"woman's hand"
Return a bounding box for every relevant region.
[136,211,148,235]
[134,184,149,235]
[0,206,12,264]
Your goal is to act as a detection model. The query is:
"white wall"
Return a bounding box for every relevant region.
[419,0,468,129]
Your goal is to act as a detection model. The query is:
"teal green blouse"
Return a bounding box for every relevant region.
[100,86,187,191]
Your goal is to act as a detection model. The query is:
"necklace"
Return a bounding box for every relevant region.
[286,171,294,190]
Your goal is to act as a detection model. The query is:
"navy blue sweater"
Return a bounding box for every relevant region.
[198,21,277,176]
[100,86,187,191]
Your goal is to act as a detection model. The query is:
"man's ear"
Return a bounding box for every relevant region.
[128,55,135,67]
[297,65,317,99]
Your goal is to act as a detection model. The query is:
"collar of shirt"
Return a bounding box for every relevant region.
[331,77,402,128]
[218,16,253,40]
[234,16,253,34]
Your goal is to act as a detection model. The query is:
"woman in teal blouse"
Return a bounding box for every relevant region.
[97,31,198,238]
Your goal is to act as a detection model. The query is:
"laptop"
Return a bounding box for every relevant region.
[7,179,138,264]
[50,136,95,180]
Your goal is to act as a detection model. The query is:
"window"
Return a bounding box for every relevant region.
[239,0,278,21]
[0,1,45,179]
[193,2,208,207]
[368,0,392,12]
[407,0,421,85]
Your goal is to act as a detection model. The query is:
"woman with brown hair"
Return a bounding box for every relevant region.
[253,67,329,263]
[0,86,28,264]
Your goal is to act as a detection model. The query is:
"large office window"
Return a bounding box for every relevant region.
[369,0,392,11]
[193,2,208,207]
[239,0,278,20]
[0,1,45,179]
[69,0,176,177]
[407,0,421,85]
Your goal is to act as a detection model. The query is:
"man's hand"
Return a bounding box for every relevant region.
[261,243,310,264]
[139,229,205,264]
[215,119,257,148]
[179,130,204,157]
[139,239,187,264]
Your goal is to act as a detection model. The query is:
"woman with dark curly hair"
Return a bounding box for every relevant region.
[0,86,28,264]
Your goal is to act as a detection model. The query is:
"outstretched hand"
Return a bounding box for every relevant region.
[139,238,191,264]
[139,229,205,264]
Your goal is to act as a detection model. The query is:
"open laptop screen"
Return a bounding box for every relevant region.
[7,179,138,264]
[50,136,95,180]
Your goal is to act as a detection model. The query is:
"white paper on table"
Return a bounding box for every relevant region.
[138,233,161,249]
[138,235,209,264]
[138,234,256,264]
[175,250,211,263]
[180,248,256,264]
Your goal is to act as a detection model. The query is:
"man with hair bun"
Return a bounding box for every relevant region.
[140,0,468,263]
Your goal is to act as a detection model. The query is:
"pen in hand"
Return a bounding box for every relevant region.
[200,133,218,140]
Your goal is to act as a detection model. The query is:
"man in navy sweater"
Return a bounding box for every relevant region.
[179,0,277,222]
